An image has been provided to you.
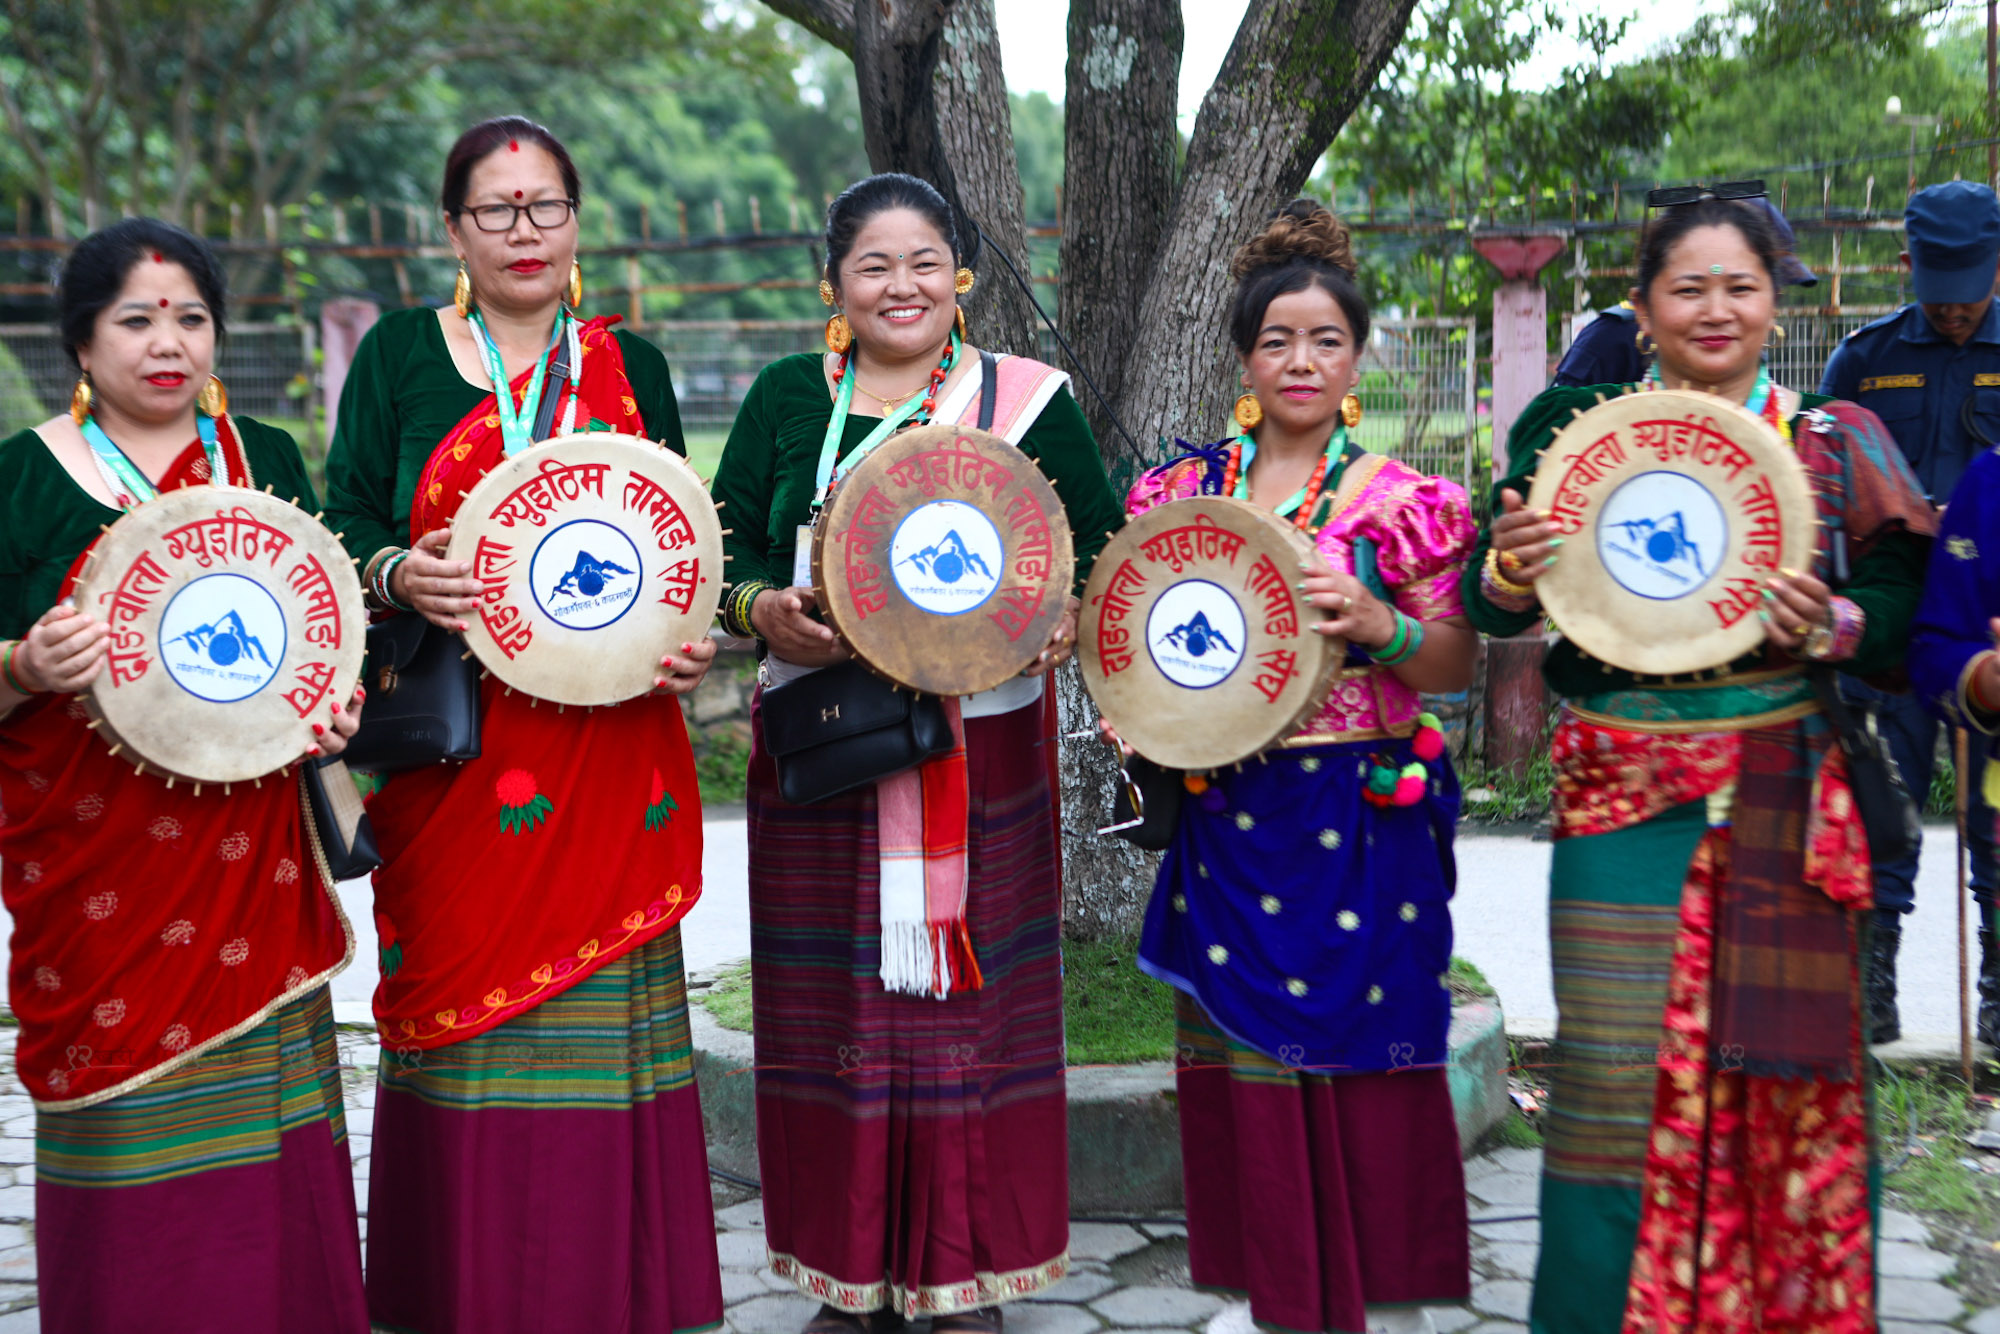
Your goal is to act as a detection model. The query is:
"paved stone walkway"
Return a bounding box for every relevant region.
[0,1024,1984,1331]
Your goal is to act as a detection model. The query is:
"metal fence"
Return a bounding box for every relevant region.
[0,322,317,437]
[1558,307,1900,395]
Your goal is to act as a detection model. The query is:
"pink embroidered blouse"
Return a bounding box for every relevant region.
[1125,450,1475,745]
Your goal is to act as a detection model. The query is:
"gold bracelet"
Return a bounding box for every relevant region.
[1483,547,1536,598]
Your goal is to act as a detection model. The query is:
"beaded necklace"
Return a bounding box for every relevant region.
[815,330,960,508]
[1219,424,1351,533]
[1643,362,1793,446]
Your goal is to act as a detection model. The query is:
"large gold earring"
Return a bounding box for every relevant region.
[1766,322,1786,349]
[70,374,92,425]
[1340,392,1363,429]
[955,307,968,341]
[453,263,471,318]
[568,260,583,309]
[197,375,227,417]
[819,278,837,307]
[825,313,852,355]
[1233,393,1263,431]
[1634,328,1656,357]
[954,267,976,295]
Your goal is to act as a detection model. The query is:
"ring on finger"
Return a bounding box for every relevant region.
[1497,549,1526,574]
[1341,594,1354,612]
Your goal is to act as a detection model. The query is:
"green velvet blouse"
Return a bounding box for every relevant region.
[320,306,684,566]
[0,417,315,641]
[1461,384,1930,695]
[710,352,1123,597]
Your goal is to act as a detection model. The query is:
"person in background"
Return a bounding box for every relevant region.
[1554,189,1817,388]
[1819,179,2000,1045]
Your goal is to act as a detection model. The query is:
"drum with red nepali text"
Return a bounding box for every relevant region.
[445,433,725,706]
[72,485,365,784]
[1077,496,1340,770]
[810,423,1075,696]
[1522,388,1815,676]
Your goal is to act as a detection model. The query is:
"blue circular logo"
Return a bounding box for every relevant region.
[529,519,645,630]
[1146,579,1247,689]
[888,500,1004,616]
[1596,470,1729,601]
[157,572,288,703]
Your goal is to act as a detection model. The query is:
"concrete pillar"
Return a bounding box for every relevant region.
[319,298,381,443]
[1470,235,1565,780]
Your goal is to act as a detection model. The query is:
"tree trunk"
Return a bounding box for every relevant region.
[931,0,1039,358]
[1109,0,1419,453]
[1057,0,1184,466]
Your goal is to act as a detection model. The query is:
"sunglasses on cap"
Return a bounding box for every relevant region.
[1645,180,1768,209]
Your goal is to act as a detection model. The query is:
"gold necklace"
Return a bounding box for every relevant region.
[853,379,924,409]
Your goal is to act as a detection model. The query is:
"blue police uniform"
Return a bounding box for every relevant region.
[1820,301,2000,502]
[1552,303,1646,388]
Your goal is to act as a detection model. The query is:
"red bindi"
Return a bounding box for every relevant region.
[158,298,169,308]
[508,139,519,152]
[514,190,523,199]
[151,252,163,263]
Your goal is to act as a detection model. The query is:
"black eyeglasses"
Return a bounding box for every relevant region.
[1645,180,1768,209]
[458,199,578,233]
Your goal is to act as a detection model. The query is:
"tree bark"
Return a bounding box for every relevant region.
[1057,0,1183,463]
[1110,0,1419,455]
[931,0,1039,358]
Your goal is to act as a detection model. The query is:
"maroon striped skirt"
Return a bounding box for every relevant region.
[747,694,1069,1317]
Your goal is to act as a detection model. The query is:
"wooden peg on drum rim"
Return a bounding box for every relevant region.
[719,528,734,537]
[713,499,727,511]
[192,783,201,796]
[105,742,121,756]
[99,523,112,535]
[84,718,102,730]
[461,650,475,662]
[264,484,275,493]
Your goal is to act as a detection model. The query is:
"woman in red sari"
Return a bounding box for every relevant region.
[321,116,722,1334]
[0,218,366,1332]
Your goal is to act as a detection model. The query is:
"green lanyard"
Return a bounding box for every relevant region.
[1233,423,1351,523]
[81,412,224,509]
[814,330,961,509]
[468,308,571,457]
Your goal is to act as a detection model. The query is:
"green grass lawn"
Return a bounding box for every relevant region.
[685,429,726,481]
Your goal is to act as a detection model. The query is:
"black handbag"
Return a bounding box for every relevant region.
[761,659,954,805]
[1102,752,1183,850]
[301,755,382,879]
[340,613,483,773]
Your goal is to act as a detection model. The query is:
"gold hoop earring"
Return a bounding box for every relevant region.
[568,259,583,309]
[1340,393,1363,430]
[954,267,976,295]
[1766,322,1787,348]
[825,313,852,355]
[453,263,471,318]
[70,374,92,425]
[955,307,968,342]
[197,375,227,417]
[1233,394,1263,431]
[1634,328,1656,357]
[819,278,837,307]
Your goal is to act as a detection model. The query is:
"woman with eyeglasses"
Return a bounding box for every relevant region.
[321,115,722,1334]
[1464,197,1932,1330]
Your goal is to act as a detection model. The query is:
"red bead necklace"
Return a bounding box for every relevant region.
[832,337,958,423]
[1221,433,1341,533]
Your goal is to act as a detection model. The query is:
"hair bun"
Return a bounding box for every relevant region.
[1230,199,1356,280]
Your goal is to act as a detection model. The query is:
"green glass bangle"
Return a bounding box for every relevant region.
[1374,612,1425,667]
[1,640,40,695]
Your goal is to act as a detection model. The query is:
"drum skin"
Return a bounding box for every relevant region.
[72,485,365,784]
[1523,389,1815,676]
[446,433,725,706]
[1077,496,1340,770]
[811,423,1074,696]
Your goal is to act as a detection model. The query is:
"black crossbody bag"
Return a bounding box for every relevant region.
[301,755,382,879]
[1805,414,1922,867]
[343,326,577,772]
[759,352,1000,805]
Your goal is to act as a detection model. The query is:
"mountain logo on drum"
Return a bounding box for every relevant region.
[168,609,276,669]
[548,551,636,602]
[897,530,994,586]
[1157,610,1237,658]
[1607,512,1709,581]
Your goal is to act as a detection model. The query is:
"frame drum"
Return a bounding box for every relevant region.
[1522,388,1815,676]
[72,486,365,784]
[811,423,1074,696]
[1078,496,1340,770]
[447,433,725,706]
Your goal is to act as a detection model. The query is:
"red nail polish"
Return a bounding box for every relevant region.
[331,702,343,715]
[311,723,325,736]
[306,745,322,757]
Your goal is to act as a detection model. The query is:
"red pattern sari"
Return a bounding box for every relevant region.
[366,316,704,1049]
[0,420,353,1109]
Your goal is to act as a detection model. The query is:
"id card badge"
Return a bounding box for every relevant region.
[792,523,814,588]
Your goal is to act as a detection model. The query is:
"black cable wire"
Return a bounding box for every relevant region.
[970,219,1148,460]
